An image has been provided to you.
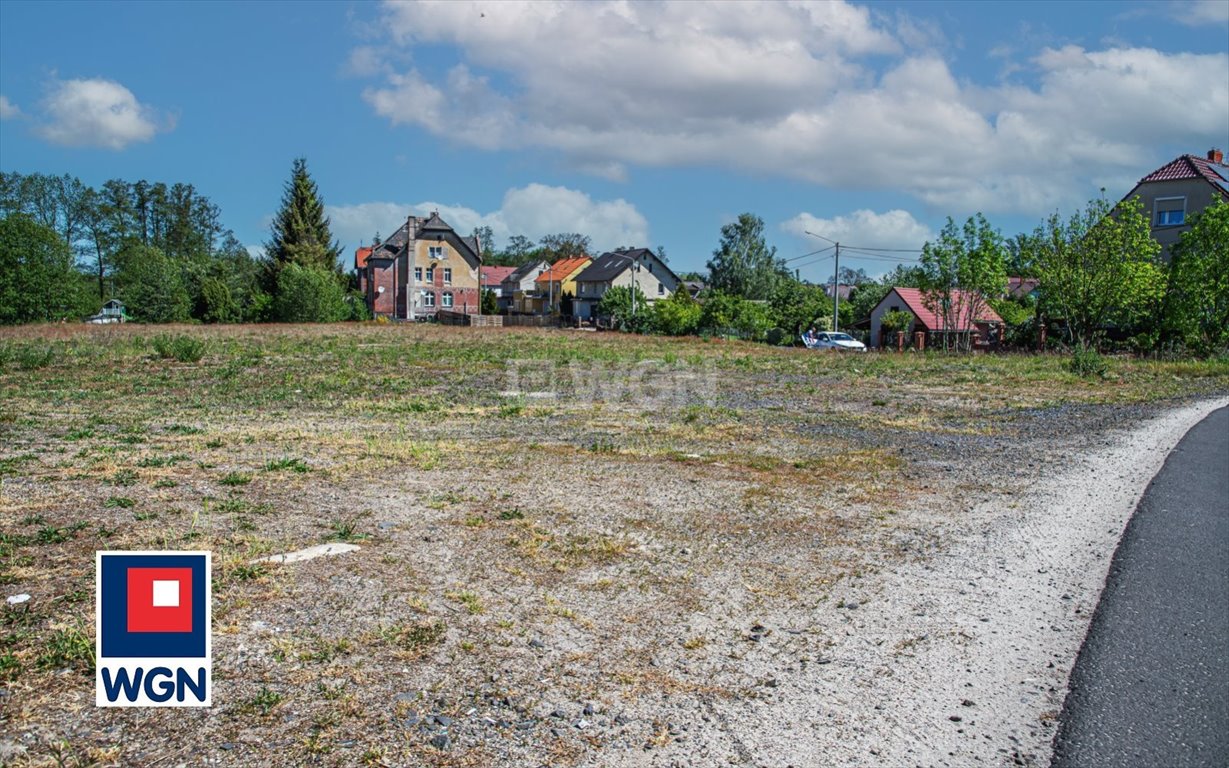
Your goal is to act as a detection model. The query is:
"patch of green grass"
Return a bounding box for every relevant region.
[104,496,135,509]
[17,345,55,370]
[447,590,484,615]
[137,453,188,468]
[0,453,39,476]
[166,424,204,435]
[134,510,158,521]
[64,427,95,441]
[497,508,525,521]
[152,334,207,363]
[20,514,45,526]
[242,685,283,715]
[36,626,93,672]
[327,518,369,542]
[110,469,138,486]
[379,620,446,657]
[299,636,351,664]
[264,457,309,473]
[153,479,178,488]
[220,472,252,486]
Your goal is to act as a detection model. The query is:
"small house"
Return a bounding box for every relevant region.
[86,299,127,324]
[869,287,1002,349]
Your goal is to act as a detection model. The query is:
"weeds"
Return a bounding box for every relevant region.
[152,334,207,363]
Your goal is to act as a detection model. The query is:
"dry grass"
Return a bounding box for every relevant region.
[1,323,1226,765]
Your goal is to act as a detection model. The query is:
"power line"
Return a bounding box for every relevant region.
[784,244,835,263]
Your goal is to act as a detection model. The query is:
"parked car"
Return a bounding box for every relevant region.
[810,332,866,352]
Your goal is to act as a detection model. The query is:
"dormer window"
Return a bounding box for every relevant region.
[1154,197,1185,226]
[429,245,445,260]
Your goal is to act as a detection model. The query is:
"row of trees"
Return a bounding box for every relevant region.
[471,228,670,268]
[614,198,1226,357]
[0,159,366,324]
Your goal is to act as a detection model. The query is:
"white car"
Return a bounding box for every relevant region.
[808,332,866,352]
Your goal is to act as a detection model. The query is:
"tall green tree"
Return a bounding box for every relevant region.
[113,243,192,323]
[1162,199,1229,353]
[540,232,591,260]
[597,284,649,331]
[706,213,787,300]
[918,213,1007,351]
[1032,196,1162,350]
[471,226,496,260]
[0,215,91,323]
[265,158,342,281]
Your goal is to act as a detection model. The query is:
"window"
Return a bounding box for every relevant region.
[429,245,445,260]
[442,292,454,308]
[422,291,435,308]
[425,267,435,282]
[443,268,452,285]
[658,283,665,296]
[414,267,422,282]
[1154,197,1186,226]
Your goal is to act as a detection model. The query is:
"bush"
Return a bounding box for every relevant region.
[1069,347,1107,378]
[199,277,240,324]
[652,290,702,336]
[272,264,349,322]
[765,327,787,346]
[153,335,207,363]
[16,344,56,370]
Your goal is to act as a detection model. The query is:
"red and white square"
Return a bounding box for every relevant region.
[127,567,192,633]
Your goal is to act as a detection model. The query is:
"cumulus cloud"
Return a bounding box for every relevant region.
[783,209,936,251]
[355,1,1228,215]
[327,183,649,253]
[36,78,167,149]
[0,95,21,120]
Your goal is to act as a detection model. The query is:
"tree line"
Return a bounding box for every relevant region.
[0,159,365,325]
[643,199,1226,357]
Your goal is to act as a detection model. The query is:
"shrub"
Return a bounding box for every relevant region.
[152,335,206,363]
[1069,347,1107,378]
[652,290,702,336]
[272,264,349,323]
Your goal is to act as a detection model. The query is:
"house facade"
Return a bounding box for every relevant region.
[501,260,550,314]
[356,212,483,320]
[869,287,1003,348]
[531,256,592,315]
[572,248,681,320]
[1121,148,1229,260]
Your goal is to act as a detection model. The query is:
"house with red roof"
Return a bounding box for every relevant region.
[531,256,592,315]
[1121,148,1229,260]
[869,287,1003,349]
[480,266,516,301]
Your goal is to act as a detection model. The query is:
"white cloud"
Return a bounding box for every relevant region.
[0,95,21,120]
[355,1,1229,216]
[1174,0,1229,25]
[326,183,649,253]
[36,78,167,149]
[783,209,936,251]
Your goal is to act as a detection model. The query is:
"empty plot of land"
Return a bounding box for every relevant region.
[1,324,1226,767]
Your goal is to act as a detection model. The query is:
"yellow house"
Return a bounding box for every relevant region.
[357,211,483,319]
[531,256,592,315]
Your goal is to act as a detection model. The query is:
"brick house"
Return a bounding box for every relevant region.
[1120,148,1229,260]
[356,212,483,320]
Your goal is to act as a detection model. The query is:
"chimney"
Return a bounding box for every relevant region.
[1209,148,1224,164]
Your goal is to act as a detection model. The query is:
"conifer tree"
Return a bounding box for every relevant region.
[264,158,341,282]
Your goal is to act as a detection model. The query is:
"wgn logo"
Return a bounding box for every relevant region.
[95,551,211,707]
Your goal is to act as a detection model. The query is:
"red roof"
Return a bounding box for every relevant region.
[355,246,372,269]
[886,287,1002,332]
[481,266,515,287]
[535,257,591,285]
[1139,154,1229,190]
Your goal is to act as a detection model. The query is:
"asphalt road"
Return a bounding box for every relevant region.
[1051,405,1229,768]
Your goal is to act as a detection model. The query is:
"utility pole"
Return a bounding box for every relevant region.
[832,242,840,333]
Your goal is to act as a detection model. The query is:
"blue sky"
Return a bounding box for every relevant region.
[2,0,1226,281]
